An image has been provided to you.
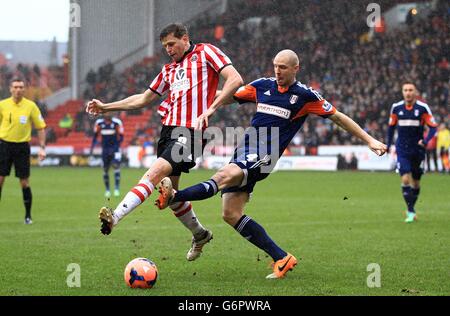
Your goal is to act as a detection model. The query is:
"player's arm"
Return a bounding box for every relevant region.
[86,89,159,116]
[195,65,243,129]
[419,110,438,147]
[116,122,124,146]
[36,128,46,161]
[329,111,387,156]
[31,103,47,160]
[386,107,398,152]
[90,122,100,155]
[90,132,99,155]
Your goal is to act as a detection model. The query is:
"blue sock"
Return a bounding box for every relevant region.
[234,215,287,261]
[172,179,219,203]
[402,185,415,213]
[411,187,420,207]
[103,172,110,191]
[114,169,121,190]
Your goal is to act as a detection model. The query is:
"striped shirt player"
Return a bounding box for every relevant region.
[149,41,233,176]
[90,115,124,198]
[150,42,232,128]
[86,23,243,262]
[155,49,386,279]
[386,82,438,222]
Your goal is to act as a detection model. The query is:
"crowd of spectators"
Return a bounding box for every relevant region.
[0,63,65,101]
[81,0,449,153]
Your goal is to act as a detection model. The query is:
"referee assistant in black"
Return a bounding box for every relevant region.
[0,78,47,224]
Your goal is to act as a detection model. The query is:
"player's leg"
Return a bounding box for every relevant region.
[155,163,244,208]
[425,150,431,172]
[169,175,214,261]
[0,140,13,202]
[432,148,438,172]
[398,155,416,221]
[439,147,449,172]
[99,157,172,235]
[222,191,297,279]
[410,154,424,212]
[0,176,4,201]
[102,153,111,198]
[112,157,121,197]
[400,172,417,222]
[443,147,450,172]
[15,143,32,224]
[19,178,32,224]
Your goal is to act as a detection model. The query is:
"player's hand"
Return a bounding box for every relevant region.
[368,139,387,156]
[418,140,425,148]
[38,148,46,161]
[86,99,106,116]
[195,108,215,130]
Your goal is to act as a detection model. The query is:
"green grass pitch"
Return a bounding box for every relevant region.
[0,167,448,296]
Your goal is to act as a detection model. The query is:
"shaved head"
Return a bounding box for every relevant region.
[273,49,300,88]
[274,49,299,67]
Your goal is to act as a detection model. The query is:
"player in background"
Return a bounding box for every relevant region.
[155,50,387,279]
[436,123,450,173]
[387,82,438,223]
[0,78,47,224]
[90,112,124,198]
[86,23,243,261]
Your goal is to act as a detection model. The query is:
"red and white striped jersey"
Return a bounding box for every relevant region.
[149,43,232,128]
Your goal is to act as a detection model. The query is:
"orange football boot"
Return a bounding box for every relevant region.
[266,253,298,279]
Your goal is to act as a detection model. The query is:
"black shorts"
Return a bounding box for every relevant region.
[0,140,31,179]
[102,149,121,169]
[221,147,272,195]
[157,126,206,176]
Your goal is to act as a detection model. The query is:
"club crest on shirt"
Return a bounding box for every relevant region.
[289,95,298,104]
[414,109,419,117]
[191,54,198,62]
[322,101,332,112]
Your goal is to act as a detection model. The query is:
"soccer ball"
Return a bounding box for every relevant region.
[124,258,158,289]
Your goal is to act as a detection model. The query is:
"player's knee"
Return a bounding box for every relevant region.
[222,208,242,226]
[143,159,172,184]
[19,179,29,188]
[213,167,241,189]
[212,169,232,188]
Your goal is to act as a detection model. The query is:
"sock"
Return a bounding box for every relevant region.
[113,178,154,224]
[402,185,415,213]
[114,169,121,190]
[170,201,206,239]
[172,179,219,203]
[234,215,287,261]
[411,187,420,207]
[22,187,32,219]
[103,171,110,191]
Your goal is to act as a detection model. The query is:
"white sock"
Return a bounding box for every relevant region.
[170,201,206,238]
[113,179,154,224]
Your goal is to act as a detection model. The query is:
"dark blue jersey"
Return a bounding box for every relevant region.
[233,77,336,157]
[388,100,437,155]
[92,117,124,152]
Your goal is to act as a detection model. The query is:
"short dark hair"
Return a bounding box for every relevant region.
[159,23,188,41]
[402,80,416,87]
[10,77,25,86]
